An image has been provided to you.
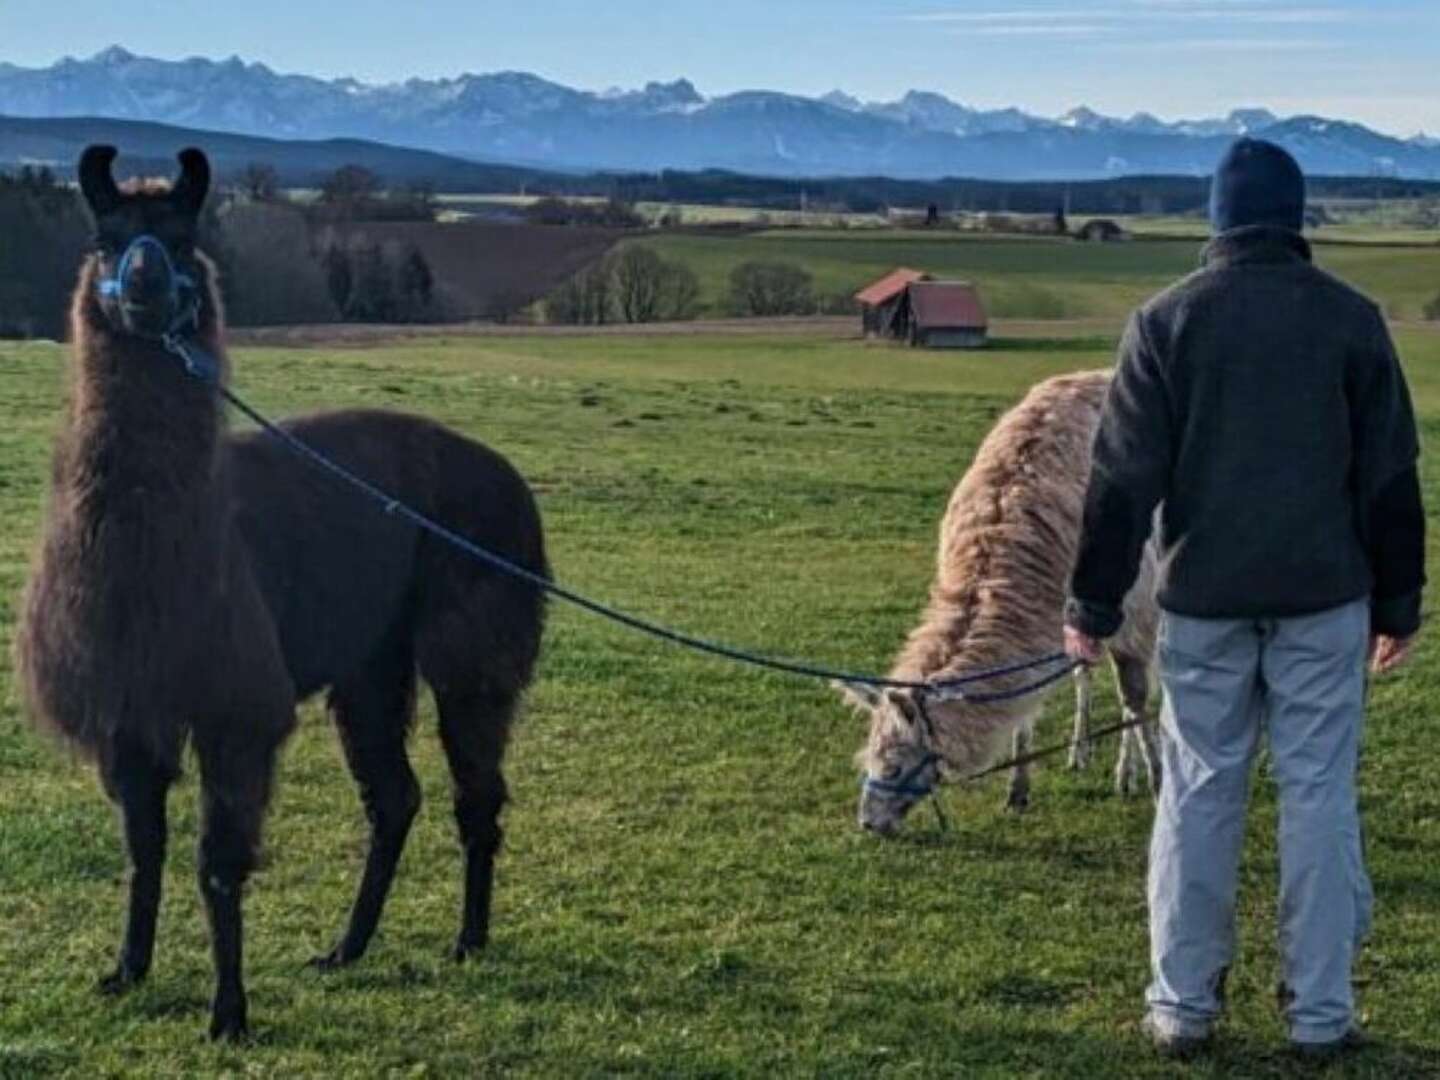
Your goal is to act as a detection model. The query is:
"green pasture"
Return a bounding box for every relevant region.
[2,325,1439,1076]
[1111,214,1440,246]
[634,230,1440,322]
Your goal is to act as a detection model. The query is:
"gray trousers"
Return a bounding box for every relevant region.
[1146,599,1373,1045]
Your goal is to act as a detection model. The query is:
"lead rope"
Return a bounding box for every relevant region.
[164,327,1077,699]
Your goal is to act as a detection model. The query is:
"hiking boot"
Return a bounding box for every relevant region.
[1275,979,1295,1016]
[1291,1028,1366,1061]
[1140,1014,1212,1060]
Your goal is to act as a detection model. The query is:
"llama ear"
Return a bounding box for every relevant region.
[832,680,882,712]
[170,147,211,217]
[78,144,121,217]
[884,689,919,725]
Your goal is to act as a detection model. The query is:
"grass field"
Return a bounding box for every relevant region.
[435,193,1440,244]
[2,325,1440,1077]
[635,230,1440,322]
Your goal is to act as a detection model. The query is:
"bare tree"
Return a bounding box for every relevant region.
[726,261,815,317]
[544,275,587,325]
[581,258,615,324]
[660,260,701,321]
[397,247,435,316]
[215,202,336,325]
[239,162,281,202]
[317,165,383,221]
[0,171,89,338]
[614,246,666,323]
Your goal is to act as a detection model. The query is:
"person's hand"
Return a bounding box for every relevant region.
[1370,633,1417,675]
[1064,626,1104,665]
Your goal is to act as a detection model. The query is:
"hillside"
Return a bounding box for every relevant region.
[7,114,1440,215]
[0,114,565,191]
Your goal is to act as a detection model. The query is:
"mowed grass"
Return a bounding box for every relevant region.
[638,230,1440,322]
[2,326,1440,1077]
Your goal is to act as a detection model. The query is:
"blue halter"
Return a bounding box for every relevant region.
[96,233,217,382]
[861,692,945,800]
[861,749,942,799]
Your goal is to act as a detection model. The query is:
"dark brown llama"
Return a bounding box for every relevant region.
[13,146,547,1040]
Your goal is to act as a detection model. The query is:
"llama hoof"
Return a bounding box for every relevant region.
[308,945,358,972]
[208,997,249,1042]
[96,964,147,995]
[451,936,487,963]
[1114,762,1142,798]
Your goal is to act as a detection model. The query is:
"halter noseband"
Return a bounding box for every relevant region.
[860,692,948,800]
[96,233,217,381]
[862,750,943,799]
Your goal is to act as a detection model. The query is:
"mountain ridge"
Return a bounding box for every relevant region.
[2,47,1438,180]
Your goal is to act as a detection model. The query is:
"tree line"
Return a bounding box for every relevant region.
[579,170,1440,217]
[0,164,451,336]
[544,249,851,325]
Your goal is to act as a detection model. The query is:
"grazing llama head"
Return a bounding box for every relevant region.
[839,683,944,836]
[78,144,212,341]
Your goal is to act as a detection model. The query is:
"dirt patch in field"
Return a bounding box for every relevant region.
[226,315,1440,351]
[229,316,860,348]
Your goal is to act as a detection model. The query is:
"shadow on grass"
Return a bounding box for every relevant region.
[874,818,1143,877]
[851,1020,1438,1079]
[1376,870,1440,910]
[1179,1028,1437,1079]
[0,1042,79,1079]
[985,335,1118,354]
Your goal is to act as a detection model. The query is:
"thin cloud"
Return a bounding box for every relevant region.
[1100,35,1342,50]
[962,23,1110,35]
[902,3,1353,25]
[1134,0,1278,5]
[901,10,1125,22]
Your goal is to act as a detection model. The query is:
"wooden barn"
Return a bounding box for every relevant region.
[855,270,988,349]
[900,281,989,349]
[854,267,929,338]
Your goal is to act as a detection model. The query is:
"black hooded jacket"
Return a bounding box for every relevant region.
[1066,225,1425,639]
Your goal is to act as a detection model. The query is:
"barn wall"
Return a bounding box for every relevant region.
[919,329,988,349]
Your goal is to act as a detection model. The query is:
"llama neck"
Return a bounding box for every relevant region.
[892,591,1021,684]
[66,331,226,494]
[64,265,230,499]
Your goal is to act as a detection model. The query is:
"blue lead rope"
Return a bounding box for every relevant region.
[163,334,1074,698]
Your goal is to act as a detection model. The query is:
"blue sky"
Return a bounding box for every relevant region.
[4,0,1438,135]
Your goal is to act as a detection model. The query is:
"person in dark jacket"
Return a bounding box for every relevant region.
[1064,138,1425,1060]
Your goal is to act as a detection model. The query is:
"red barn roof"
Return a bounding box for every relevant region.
[854,267,928,307]
[908,281,987,329]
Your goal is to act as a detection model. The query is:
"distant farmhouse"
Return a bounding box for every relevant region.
[855,269,989,349]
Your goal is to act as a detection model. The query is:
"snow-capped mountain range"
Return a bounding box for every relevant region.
[2,47,1438,180]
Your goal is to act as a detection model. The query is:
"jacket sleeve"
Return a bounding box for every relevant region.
[1066,313,1174,639]
[1351,312,1425,637]
[1366,466,1425,637]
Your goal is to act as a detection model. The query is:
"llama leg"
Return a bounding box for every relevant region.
[435,687,515,960]
[193,727,283,1041]
[1114,654,1161,797]
[1138,715,1164,797]
[1005,725,1032,813]
[1068,665,1093,770]
[312,663,421,970]
[1111,731,1134,800]
[97,734,176,994]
